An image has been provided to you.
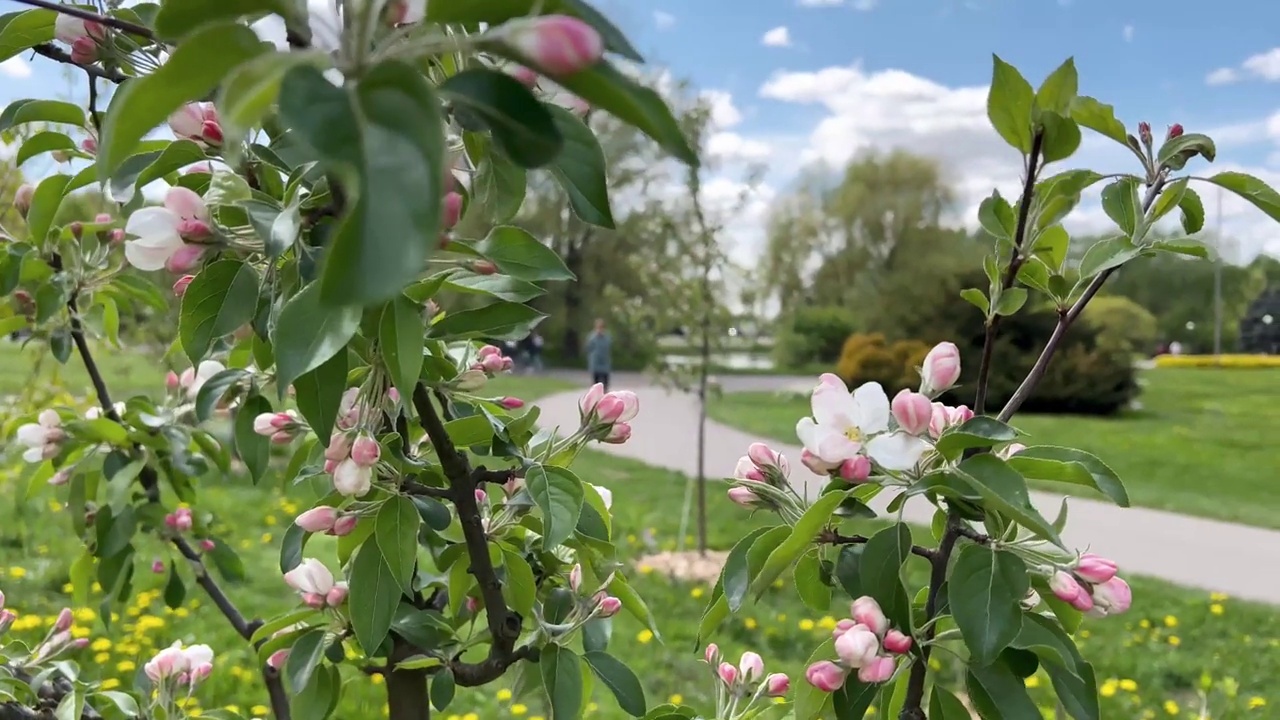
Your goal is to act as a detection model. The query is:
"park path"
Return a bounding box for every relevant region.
[535,380,1280,605]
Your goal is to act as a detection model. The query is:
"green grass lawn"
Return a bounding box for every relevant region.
[707,368,1280,529]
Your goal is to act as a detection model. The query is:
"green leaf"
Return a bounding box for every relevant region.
[98,22,267,178]
[554,61,698,166]
[349,538,402,654]
[1157,132,1216,171]
[608,576,661,641]
[986,55,1035,153]
[446,273,544,303]
[207,538,247,583]
[526,465,584,549]
[948,544,1029,665]
[1011,614,1099,720]
[280,523,308,574]
[1150,177,1188,223]
[0,10,56,63]
[584,652,646,717]
[474,225,575,281]
[1039,111,1081,164]
[292,347,349,443]
[1100,178,1141,236]
[501,549,537,617]
[1008,446,1129,506]
[934,417,1018,458]
[179,260,260,364]
[960,288,989,314]
[1035,58,1077,115]
[0,98,83,132]
[472,145,527,223]
[547,105,615,228]
[272,282,361,396]
[1069,96,1128,145]
[16,131,75,165]
[1077,235,1140,280]
[280,61,446,308]
[966,660,1040,719]
[375,496,421,593]
[285,628,327,694]
[794,550,830,611]
[1178,186,1206,234]
[1154,237,1210,258]
[379,295,425,401]
[430,301,545,340]
[832,679,879,720]
[24,174,71,244]
[195,368,250,422]
[858,523,914,632]
[541,645,585,720]
[113,140,209,202]
[1204,171,1280,224]
[68,418,129,446]
[443,415,494,447]
[749,490,847,599]
[977,191,1015,241]
[956,454,1065,548]
[234,393,273,484]
[993,287,1027,316]
[441,69,563,168]
[426,0,643,61]
[155,0,298,40]
[431,670,456,711]
[697,526,781,642]
[217,50,331,141]
[929,686,971,720]
[294,664,340,720]
[93,692,140,718]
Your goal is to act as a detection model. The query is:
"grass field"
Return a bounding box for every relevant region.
[707,368,1280,529]
[2,344,1277,718]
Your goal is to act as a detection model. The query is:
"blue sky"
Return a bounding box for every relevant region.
[4,0,1280,260]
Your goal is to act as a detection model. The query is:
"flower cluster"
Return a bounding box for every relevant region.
[702,645,789,719]
[315,389,381,497]
[806,597,910,692]
[164,507,193,533]
[728,442,797,512]
[15,409,65,463]
[123,187,215,273]
[252,410,306,445]
[53,14,105,65]
[458,344,515,391]
[1049,554,1133,618]
[578,383,638,444]
[283,558,349,610]
[144,640,215,715]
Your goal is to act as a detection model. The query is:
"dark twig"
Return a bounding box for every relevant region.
[998,176,1169,422]
[819,529,938,561]
[171,534,253,638]
[10,0,153,37]
[30,43,128,83]
[974,130,1045,415]
[899,513,965,720]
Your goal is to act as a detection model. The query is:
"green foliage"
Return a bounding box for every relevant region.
[773,306,860,370]
[833,333,930,391]
[1081,295,1159,355]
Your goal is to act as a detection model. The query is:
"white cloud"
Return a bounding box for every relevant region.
[0,57,31,79]
[1206,67,1240,86]
[1122,24,1134,42]
[761,26,792,48]
[653,10,676,30]
[703,89,743,129]
[706,132,773,162]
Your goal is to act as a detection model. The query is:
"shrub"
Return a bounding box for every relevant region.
[1083,295,1159,356]
[773,306,859,370]
[1153,354,1280,368]
[932,302,1138,415]
[834,333,931,390]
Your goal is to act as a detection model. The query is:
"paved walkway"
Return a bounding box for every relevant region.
[537,382,1280,605]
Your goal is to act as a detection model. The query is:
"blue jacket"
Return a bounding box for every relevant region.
[585,331,612,373]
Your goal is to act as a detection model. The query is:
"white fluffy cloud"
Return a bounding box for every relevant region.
[0,57,31,79]
[761,26,791,48]
[1122,24,1134,42]
[653,10,676,30]
[1206,47,1280,85]
[1206,67,1240,86]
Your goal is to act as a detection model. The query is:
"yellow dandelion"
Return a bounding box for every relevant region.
[251,706,270,716]
[75,609,97,623]
[463,714,479,720]
[497,689,512,702]
[62,583,74,593]
[1248,697,1266,710]
[799,619,815,631]
[1139,619,1151,629]
[818,616,837,629]
[8,567,27,579]
[94,652,111,664]
[101,679,120,690]
[1163,615,1178,628]
[260,533,273,543]
[117,661,136,673]
[370,674,384,685]
[1168,636,1180,647]
[668,694,683,705]
[776,613,787,622]
[1210,603,1224,616]
[1079,630,1090,638]
[637,630,653,644]
[265,515,278,526]
[743,618,758,630]
[1099,680,1116,698]
[1164,700,1179,715]
[90,638,112,652]
[531,717,545,720]
[1119,679,1137,692]
[1026,676,1041,689]
[224,706,240,714]
[1210,592,1228,602]
[638,565,653,575]
[512,704,528,716]
[690,587,704,599]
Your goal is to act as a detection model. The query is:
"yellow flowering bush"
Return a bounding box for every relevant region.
[1153,354,1280,369]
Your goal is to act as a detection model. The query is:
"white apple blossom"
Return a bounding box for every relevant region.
[795,374,932,472]
[16,409,65,463]
[283,558,336,596]
[123,187,209,271]
[180,360,226,400]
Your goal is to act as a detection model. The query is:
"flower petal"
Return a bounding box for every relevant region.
[811,375,857,430]
[866,433,931,472]
[124,234,184,271]
[798,418,861,464]
[164,186,208,222]
[22,446,46,463]
[16,423,47,448]
[125,206,180,240]
[851,382,890,434]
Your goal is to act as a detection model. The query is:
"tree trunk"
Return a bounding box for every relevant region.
[386,639,431,720]
[562,242,585,361]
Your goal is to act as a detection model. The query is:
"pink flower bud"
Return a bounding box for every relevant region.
[951,405,975,424]
[801,448,839,475]
[0,610,15,633]
[199,539,216,552]
[475,488,488,505]
[1089,577,1132,617]
[834,626,879,668]
[471,260,498,275]
[165,371,180,391]
[325,584,348,607]
[832,618,857,639]
[70,36,97,64]
[323,459,338,474]
[500,396,525,409]
[253,412,279,437]
[850,596,889,637]
[169,103,205,141]
[501,357,515,371]
[510,65,539,88]
[727,486,760,508]
[152,560,166,574]
[442,192,463,229]
[302,593,326,609]
[596,595,621,618]
[333,458,373,497]
[717,662,738,687]
[295,506,339,533]
[465,597,480,614]
[331,514,359,537]
[1049,571,1092,611]
[200,120,223,146]
[324,432,352,462]
[601,422,632,444]
[920,341,961,395]
[747,443,787,475]
[350,434,381,467]
[48,470,71,487]
[504,15,604,75]
[164,243,205,274]
[891,390,933,435]
[108,228,125,243]
[83,138,98,155]
[838,456,871,483]
[569,564,583,592]
[704,643,720,665]
[478,344,501,358]
[883,629,912,654]
[54,608,73,633]
[13,184,34,216]
[739,651,764,683]
[578,383,605,417]
[805,661,846,693]
[734,456,765,482]
[1167,123,1184,140]
[172,275,195,297]
[856,656,895,684]
[479,354,506,373]
[1075,554,1118,584]
[69,221,83,239]
[1138,121,1152,146]
[765,673,790,696]
[267,649,290,669]
[177,218,213,242]
[72,637,89,650]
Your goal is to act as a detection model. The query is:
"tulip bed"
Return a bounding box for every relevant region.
[708,367,1280,529]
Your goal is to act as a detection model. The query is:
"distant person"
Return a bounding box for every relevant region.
[585,318,612,390]
[1169,341,1184,355]
[529,331,544,373]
